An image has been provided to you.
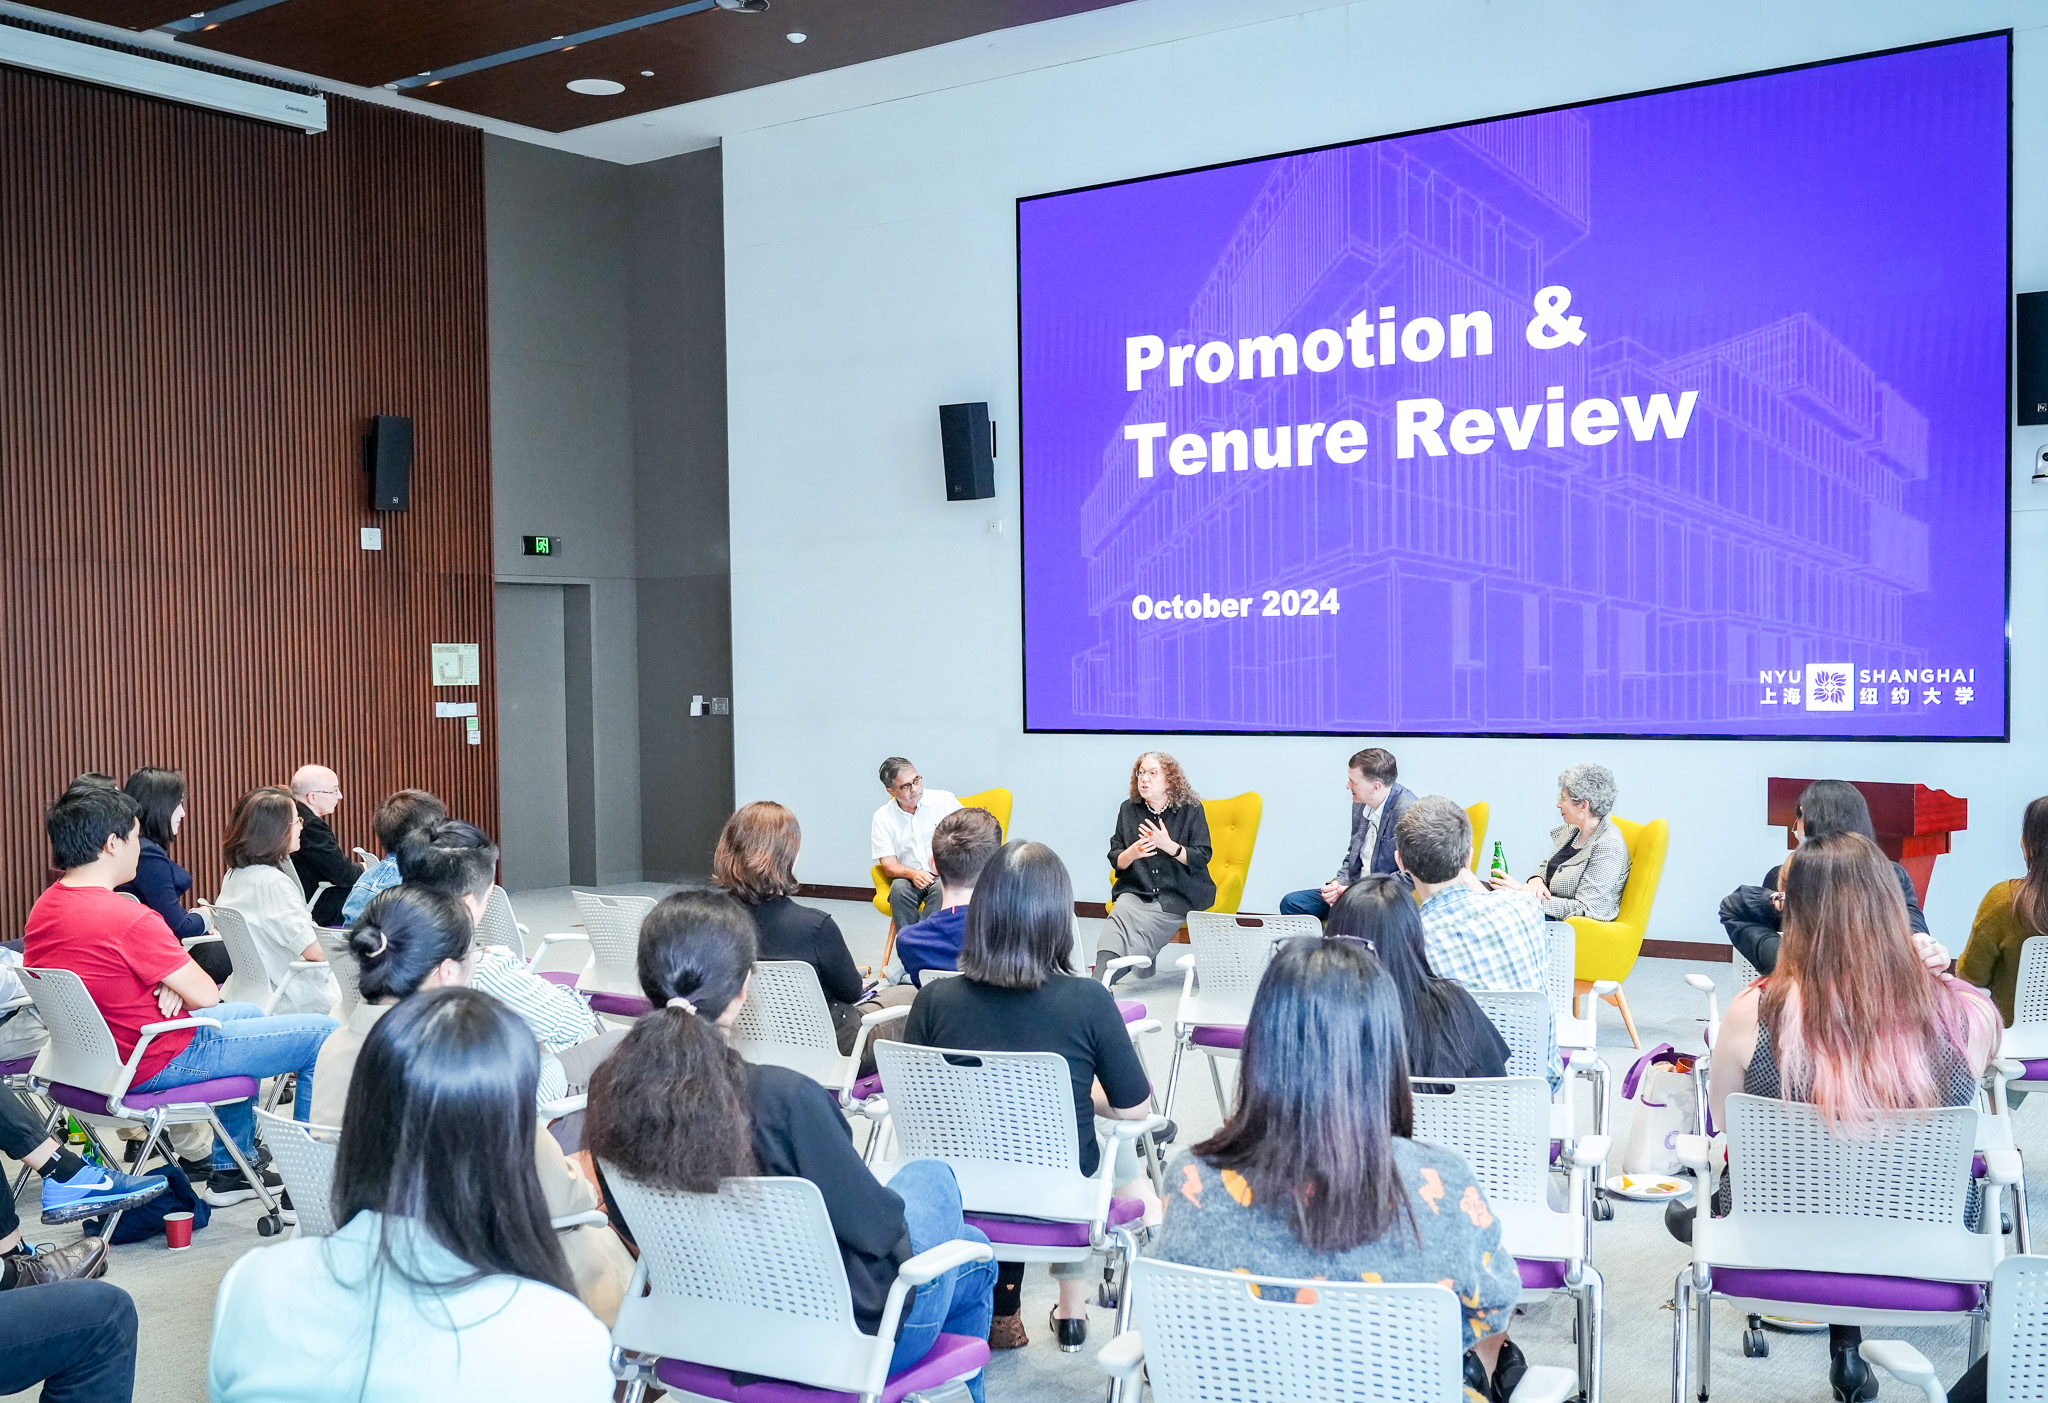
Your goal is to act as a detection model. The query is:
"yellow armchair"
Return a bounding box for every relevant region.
[870,787,1014,919]
[1466,801,1489,872]
[1567,815,1668,1048]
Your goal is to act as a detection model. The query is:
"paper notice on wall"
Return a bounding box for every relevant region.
[464,715,481,746]
[435,701,478,718]
[431,643,479,687]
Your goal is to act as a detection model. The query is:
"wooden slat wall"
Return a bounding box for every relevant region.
[0,68,494,927]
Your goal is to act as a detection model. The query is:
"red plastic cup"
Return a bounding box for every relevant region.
[163,1211,194,1250]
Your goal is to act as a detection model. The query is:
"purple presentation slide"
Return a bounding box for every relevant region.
[1018,35,2009,739]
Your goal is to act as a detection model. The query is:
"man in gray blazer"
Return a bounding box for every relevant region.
[1280,748,1415,920]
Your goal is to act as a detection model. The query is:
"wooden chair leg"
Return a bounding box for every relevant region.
[1605,986,1642,1048]
[878,922,898,973]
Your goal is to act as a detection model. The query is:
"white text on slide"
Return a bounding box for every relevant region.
[1131,589,1340,620]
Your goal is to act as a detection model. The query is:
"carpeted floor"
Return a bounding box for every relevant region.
[4,885,2029,1403]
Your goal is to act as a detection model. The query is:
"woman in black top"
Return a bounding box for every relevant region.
[713,801,873,1053]
[118,767,229,982]
[1099,752,1214,981]
[1719,779,1933,976]
[1327,876,1509,1079]
[585,890,995,1401]
[908,840,1158,1352]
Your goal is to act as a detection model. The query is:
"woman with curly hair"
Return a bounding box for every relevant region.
[1099,751,1213,981]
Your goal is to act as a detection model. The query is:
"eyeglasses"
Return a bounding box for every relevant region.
[890,777,924,793]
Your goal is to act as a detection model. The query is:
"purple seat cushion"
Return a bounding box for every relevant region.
[49,1075,258,1114]
[964,1196,1145,1246]
[1117,1000,1147,1024]
[0,1056,35,1078]
[536,970,580,988]
[2022,1059,2048,1082]
[850,1073,883,1101]
[1711,1267,1983,1313]
[654,1332,990,1403]
[1517,1257,1569,1290]
[587,990,653,1018]
[1190,1025,1244,1050]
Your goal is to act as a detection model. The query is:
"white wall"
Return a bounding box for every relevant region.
[723,0,2048,943]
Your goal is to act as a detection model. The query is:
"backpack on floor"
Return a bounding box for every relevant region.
[82,1163,212,1245]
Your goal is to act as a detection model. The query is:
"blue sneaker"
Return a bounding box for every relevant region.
[41,1164,169,1225]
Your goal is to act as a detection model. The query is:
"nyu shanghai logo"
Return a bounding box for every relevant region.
[1804,663,1853,712]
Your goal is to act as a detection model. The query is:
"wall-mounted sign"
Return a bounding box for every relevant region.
[431,642,479,687]
[521,535,559,556]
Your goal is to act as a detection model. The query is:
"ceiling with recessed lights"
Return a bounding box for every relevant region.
[38,0,1135,131]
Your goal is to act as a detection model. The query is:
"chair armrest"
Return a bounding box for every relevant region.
[1097,1330,1147,1380]
[1127,1018,1163,1037]
[1995,1057,2026,1080]
[1174,953,1195,971]
[540,1094,588,1122]
[550,1209,609,1231]
[1099,955,1151,987]
[1982,1146,2023,1186]
[860,1003,913,1029]
[536,931,584,946]
[180,934,224,950]
[896,1237,995,1287]
[1857,1342,1946,1403]
[1510,1365,1580,1403]
[1684,973,1715,992]
[286,960,326,971]
[1675,1134,1722,1176]
[1110,1114,1171,1142]
[1569,1134,1611,1169]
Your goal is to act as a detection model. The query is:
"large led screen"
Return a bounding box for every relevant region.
[1018,34,2009,739]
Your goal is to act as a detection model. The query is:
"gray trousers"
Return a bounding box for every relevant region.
[888,876,945,930]
[1099,893,1187,967]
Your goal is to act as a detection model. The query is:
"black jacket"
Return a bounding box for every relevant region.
[1721,858,1929,976]
[1108,799,1215,916]
[293,802,362,928]
[1336,782,1417,884]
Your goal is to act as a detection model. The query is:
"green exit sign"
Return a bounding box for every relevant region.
[521,535,559,557]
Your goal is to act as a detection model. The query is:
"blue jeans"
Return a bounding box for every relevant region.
[887,1159,995,1403]
[1278,889,1331,919]
[133,1003,336,1173]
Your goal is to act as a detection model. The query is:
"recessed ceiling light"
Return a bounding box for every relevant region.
[713,0,769,11]
[640,70,654,77]
[566,78,625,95]
[786,30,805,42]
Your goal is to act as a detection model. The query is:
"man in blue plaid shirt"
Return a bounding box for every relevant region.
[1396,796,1559,1085]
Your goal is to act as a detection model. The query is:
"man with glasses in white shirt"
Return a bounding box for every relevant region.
[871,758,962,931]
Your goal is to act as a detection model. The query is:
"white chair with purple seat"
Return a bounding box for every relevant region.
[604,1172,994,1403]
[1156,911,1317,1122]
[871,1042,1163,1402]
[1858,1252,2048,1403]
[1099,1259,1578,1403]
[1410,1075,1608,1403]
[18,965,288,1238]
[569,891,658,1019]
[1672,1093,2010,1400]
[730,960,900,1157]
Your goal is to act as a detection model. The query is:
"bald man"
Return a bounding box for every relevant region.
[289,764,362,928]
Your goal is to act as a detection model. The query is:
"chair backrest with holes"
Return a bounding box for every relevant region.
[256,1109,339,1236]
[731,961,838,1057]
[571,891,655,993]
[1470,989,1550,1081]
[2015,937,2048,1030]
[19,967,126,1094]
[1731,947,1763,990]
[475,886,524,956]
[1130,1258,1462,1403]
[1543,922,1576,1020]
[873,1043,1099,1218]
[604,1173,874,1390]
[1408,1077,1553,1211]
[1184,912,1312,1004]
[1991,1252,2048,1403]
[209,904,278,1008]
[1709,1094,1989,1281]
[315,929,362,1017]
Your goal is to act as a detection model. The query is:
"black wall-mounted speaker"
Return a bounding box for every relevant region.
[2021,293,2048,426]
[363,415,413,511]
[939,402,995,501]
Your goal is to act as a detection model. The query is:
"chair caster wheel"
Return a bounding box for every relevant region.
[257,1212,281,1237]
[1742,1328,1768,1358]
[1097,1274,1121,1310]
[1592,1193,1614,1222]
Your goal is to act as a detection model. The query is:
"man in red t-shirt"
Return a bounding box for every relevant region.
[24,787,337,1208]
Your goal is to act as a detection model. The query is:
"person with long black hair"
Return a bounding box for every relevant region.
[585,889,997,1402]
[207,988,613,1400]
[1154,938,1521,1400]
[116,767,228,982]
[1327,875,1509,1079]
[310,886,634,1324]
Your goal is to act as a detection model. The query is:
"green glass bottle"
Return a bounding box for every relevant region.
[1489,839,1507,881]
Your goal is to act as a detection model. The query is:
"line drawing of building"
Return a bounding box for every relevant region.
[1060,110,1938,733]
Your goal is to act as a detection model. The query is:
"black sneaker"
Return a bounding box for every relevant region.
[202,1165,286,1209]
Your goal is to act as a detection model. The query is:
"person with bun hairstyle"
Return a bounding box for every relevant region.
[585,889,996,1401]
[310,885,634,1323]
[209,989,614,1400]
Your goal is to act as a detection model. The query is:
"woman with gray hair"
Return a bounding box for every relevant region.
[1490,764,1631,922]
